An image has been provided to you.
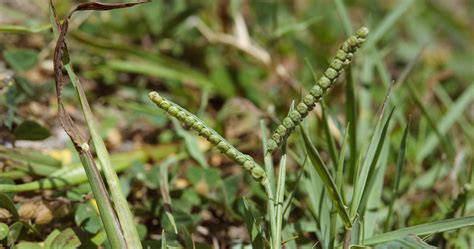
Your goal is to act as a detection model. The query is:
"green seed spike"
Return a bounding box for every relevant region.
[266,27,369,154]
[149,91,268,184]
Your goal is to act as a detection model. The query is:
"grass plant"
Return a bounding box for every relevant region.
[0,0,473,248]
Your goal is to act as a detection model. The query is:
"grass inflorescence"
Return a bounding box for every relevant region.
[1,0,473,248]
[149,91,268,184]
[267,27,368,154]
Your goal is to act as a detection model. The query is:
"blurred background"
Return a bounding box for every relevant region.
[0,0,473,248]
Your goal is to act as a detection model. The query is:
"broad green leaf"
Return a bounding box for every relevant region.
[90,230,107,246]
[171,119,209,168]
[0,192,19,221]
[7,222,23,246]
[242,198,264,249]
[50,228,81,249]
[3,49,38,71]
[15,242,42,249]
[43,229,61,249]
[136,224,148,241]
[0,222,8,240]
[75,202,102,234]
[14,120,51,141]
[221,175,240,207]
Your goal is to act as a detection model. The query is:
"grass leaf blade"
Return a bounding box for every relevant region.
[365,216,474,245]
[300,125,351,228]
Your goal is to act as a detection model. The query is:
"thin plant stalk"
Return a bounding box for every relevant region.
[72,69,142,248]
[264,180,277,248]
[273,154,287,249]
[261,121,277,247]
[78,146,126,248]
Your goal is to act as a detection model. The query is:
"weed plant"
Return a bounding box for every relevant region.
[0,0,473,248]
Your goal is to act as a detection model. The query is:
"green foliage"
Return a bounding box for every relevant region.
[0,223,8,241]
[267,27,369,154]
[149,91,267,183]
[373,235,435,249]
[14,120,51,141]
[3,49,38,72]
[1,0,473,248]
[49,228,81,249]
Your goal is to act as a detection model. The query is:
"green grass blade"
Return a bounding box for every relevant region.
[272,16,321,38]
[0,148,60,176]
[385,119,410,231]
[356,108,395,216]
[365,0,416,48]
[336,125,350,192]
[68,60,142,249]
[106,59,214,92]
[160,230,167,249]
[334,0,354,36]
[0,24,51,33]
[321,102,339,169]
[345,67,358,184]
[260,120,276,247]
[159,156,180,234]
[405,82,455,160]
[433,85,474,141]
[300,125,351,228]
[0,171,26,180]
[0,150,148,193]
[417,85,474,162]
[350,83,394,218]
[365,216,474,245]
[171,119,209,168]
[283,157,307,216]
[77,150,126,248]
[274,154,288,249]
[373,49,407,125]
[329,124,350,248]
[260,120,275,193]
